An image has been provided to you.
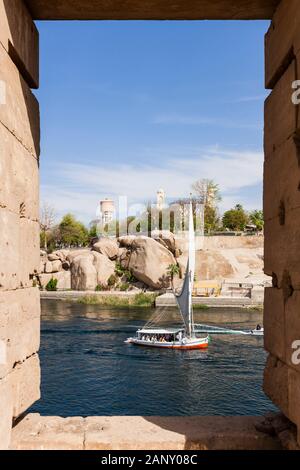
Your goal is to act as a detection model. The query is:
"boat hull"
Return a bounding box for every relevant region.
[250,329,264,336]
[125,337,209,350]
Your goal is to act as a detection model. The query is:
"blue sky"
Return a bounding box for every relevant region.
[36,20,269,224]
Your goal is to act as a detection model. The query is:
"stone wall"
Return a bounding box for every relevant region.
[264,0,300,446]
[0,0,40,450]
[24,0,280,21]
[0,0,299,452]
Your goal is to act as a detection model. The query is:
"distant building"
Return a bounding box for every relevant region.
[100,198,115,225]
[156,189,166,210]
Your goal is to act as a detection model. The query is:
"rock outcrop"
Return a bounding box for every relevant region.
[51,260,62,273]
[70,254,97,291]
[92,237,119,260]
[92,252,115,286]
[120,236,176,289]
[38,236,266,291]
[151,230,178,255]
[39,271,71,290]
[195,250,235,280]
[70,251,115,290]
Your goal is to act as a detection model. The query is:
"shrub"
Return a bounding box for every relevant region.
[115,262,125,277]
[119,283,130,291]
[193,304,209,310]
[78,295,101,305]
[115,262,136,282]
[95,284,109,292]
[133,292,158,307]
[124,270,136,283]
[107,274,118,287]
[45,278,58,291]
[77,292,158,307]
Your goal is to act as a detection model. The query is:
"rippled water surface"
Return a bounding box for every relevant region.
[31,300,276,416]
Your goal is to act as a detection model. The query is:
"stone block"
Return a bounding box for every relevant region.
[10,353,40,418]
[0,123,39,221]
[264,60,296,157]
[83,416,281,451]
[264,206,300,289]
[0,0,39,88]
[0,287,40,379]
[11,415,84,450]
[264,137,300,222]
[19,217,40,288]
[0,46,40,157]
[0,209,39,290]
[265,0,300,89]
[264,354,289,417]
[264,287,286,363]
[0,208,19,290]
[285,291,300,374]
[0,375,12,450]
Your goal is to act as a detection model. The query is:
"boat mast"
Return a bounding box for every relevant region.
[174,197,196,338]
[188,197,195,337]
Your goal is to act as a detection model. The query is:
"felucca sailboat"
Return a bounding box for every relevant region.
[125,200,209,350]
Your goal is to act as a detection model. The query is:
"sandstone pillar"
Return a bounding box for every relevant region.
[0,0,40,450]
[264,0,300,445]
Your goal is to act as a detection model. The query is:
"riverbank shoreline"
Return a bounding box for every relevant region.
[40,290,263,309]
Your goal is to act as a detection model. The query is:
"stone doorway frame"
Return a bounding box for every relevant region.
[0,0,299,450]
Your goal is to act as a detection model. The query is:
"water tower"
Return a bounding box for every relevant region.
[100,198,115,225]
[156,189,166,211]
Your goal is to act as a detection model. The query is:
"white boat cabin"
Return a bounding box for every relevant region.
[136,328,185,343]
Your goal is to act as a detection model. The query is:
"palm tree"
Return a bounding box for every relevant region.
[167,263,181,289]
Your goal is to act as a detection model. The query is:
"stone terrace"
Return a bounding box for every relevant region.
[11,415,282,450]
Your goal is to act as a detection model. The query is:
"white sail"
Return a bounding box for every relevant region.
[175,201,195,337]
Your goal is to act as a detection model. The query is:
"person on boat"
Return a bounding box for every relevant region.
[176,331,183,342]
[256,324,261,331]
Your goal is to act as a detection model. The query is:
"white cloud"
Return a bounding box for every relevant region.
[41,146,263,223]
[233,94,268,103]
[153,113,262,130]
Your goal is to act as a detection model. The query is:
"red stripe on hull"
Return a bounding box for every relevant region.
[171,343,208,350]
[131,341,208,350]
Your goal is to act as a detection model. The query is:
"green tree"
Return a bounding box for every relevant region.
[88,223,98,239]
[204,205,220,234]
[222,204,249,231]
[249,210,264,231]
[59,214,89,247]
[167,263,181,288]
[45,278,58,292]
[192,179,222,234]
[40,203,56,251]
[192,179,222,207]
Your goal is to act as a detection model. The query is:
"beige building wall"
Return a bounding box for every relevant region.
[0,0,40,450]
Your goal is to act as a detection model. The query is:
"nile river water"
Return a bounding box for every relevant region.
[30,300,276,417]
